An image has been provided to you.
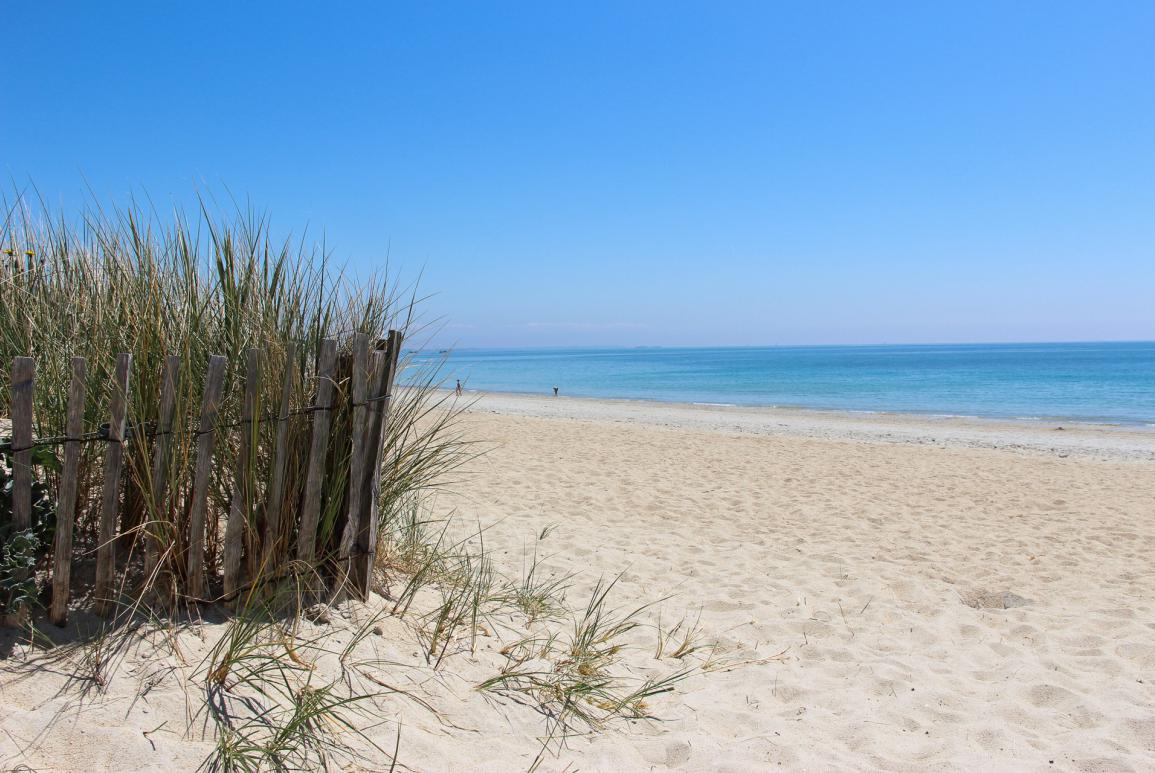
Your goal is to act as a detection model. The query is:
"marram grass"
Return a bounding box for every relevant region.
[0,189,472,604]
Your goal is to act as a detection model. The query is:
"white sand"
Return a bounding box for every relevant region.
[436,394,1155,770]
[3,393,1155,771]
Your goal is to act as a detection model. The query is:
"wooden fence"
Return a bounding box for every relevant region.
[1,331,402,626]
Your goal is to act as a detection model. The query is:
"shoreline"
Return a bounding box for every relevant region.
[443,386,1155,429]
[448,389,1155,462]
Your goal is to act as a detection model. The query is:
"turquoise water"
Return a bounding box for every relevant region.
[416,342,1155,425]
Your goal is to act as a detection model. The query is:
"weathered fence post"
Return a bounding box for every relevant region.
[224,349,259,600]
[144,354,180,600]
[297,338,338,564]
[187,355,227,602]
[350,331,402,598]
[338,334,371,593]
[10,357,34,532]
[262,342,297,570]
[368,332,402,552]
[95,353,133,618]
[50,357,87,626]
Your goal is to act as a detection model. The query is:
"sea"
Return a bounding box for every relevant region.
[413,342,1155,425]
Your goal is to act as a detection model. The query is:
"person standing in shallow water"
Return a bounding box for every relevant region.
[553,386,558,396]
[455,379,462,397]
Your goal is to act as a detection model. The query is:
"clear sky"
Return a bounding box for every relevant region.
[4,2,1154,348]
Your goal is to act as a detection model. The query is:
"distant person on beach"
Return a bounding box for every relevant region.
[553,386,558,396]
[455,379,462,397]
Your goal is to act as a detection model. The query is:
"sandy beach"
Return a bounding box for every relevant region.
[4,392,1155,771]
[433,393,1155,770]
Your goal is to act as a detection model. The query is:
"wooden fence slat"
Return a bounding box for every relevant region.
[369,331,402,535]
[95,353,132,618]
[186,355,227,602]
[351,347,385,587]
[50,357,87,626]
[338,334,371,589]
[10,357,34,531]
[144,354,180,594]
[224,349,259,599]
[351,330,403,598]
[360,348,387,486]
[262,342,297,570]
[297,338,338,564]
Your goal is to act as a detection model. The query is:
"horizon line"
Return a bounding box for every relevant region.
[414,338,1155,352]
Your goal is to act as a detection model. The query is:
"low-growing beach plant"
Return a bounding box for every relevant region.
[0,526,41,618]
[379,500,455,584]
[0,446,59,617]
[422,543,500,667]
[507,544,572,625]
[654,608,707,660]
[478,575,704,765]
[196,593,391,772]
[567,575,656,676]
[382,504,461,618]
[377,505,575,665]
[74,621,128,692]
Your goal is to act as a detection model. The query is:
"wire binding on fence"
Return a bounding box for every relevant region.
[0,392,396,454]
[0,429,107,454]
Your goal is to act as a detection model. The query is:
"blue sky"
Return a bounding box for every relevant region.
[4,2,1154,348]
